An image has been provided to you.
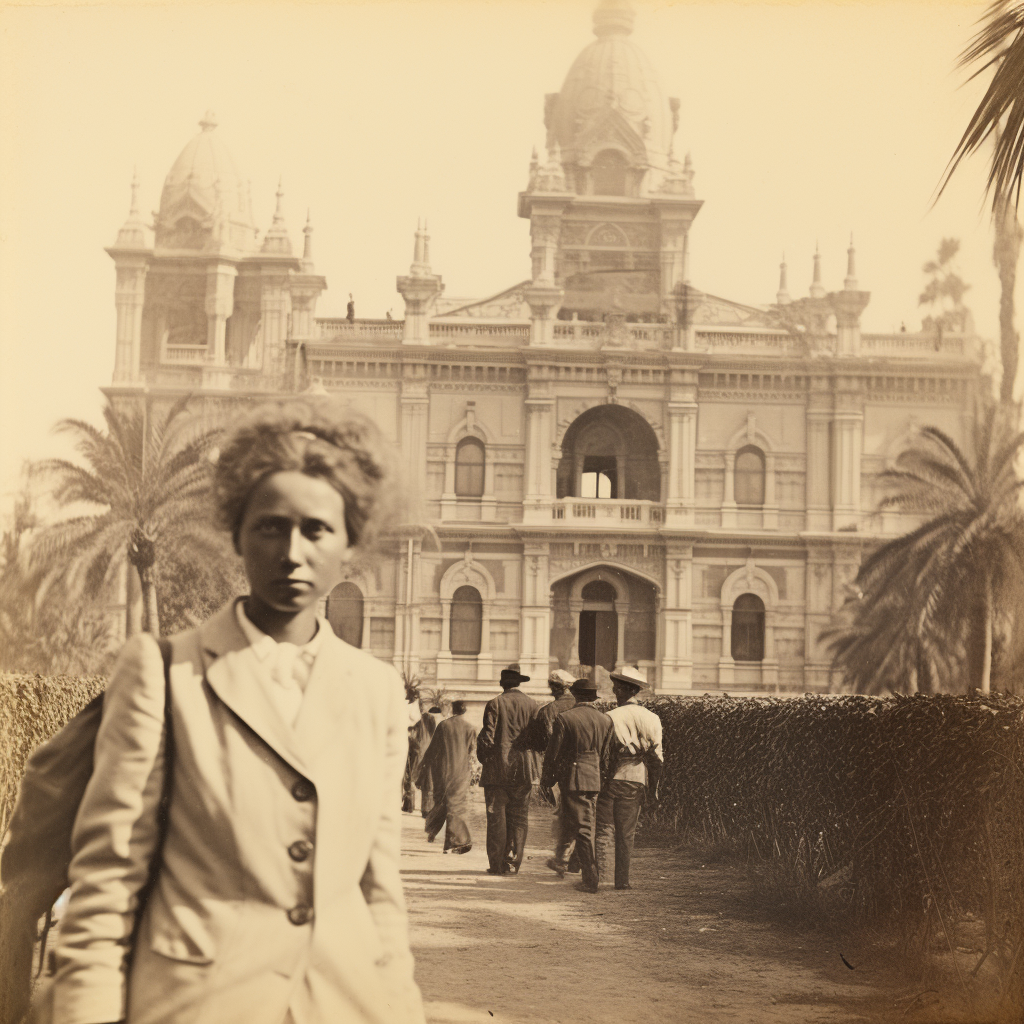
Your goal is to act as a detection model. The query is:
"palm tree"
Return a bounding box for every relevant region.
[945,1,1024,210]
[943,2,1024,407]
[30,395,220,636]
[825,404,1024,694]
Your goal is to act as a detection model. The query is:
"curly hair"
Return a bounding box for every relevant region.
[213,399,398,551]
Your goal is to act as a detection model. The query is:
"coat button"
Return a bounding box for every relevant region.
[291,779,315,802]
[288,840,313,862]
[287,905,313,926]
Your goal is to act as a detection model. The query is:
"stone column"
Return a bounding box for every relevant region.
[112,259,149,383]
[763,452,779,529]
[658,545,693,693]
[519,544,551,682]
[523,393,555,520]
[205,262,238,365]
[481,458,497,521]
[665,400,697,526]
[832,381,864,531]
[258,269,292,379]
[440,444,457,520]
[805,377,832,532]
[803,546,832,690]
[400,382,430,506]
[721,452,738,528]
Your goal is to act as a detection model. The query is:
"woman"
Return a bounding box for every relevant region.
[51,401,425,1024]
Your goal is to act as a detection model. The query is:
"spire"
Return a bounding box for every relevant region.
[809,243,826,299]
[410,219,432,278]
[533,141,567,192]
[199,109,218,132]
[114,169,147,248]
[261,177,293,255]
[593,0,634,38]
[844,233,858,290]
[776,254,790,305]
[301,210,315,272]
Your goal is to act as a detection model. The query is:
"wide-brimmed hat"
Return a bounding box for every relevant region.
[570,678,599,697]
[500,665,530,686]
[608,665,648,691]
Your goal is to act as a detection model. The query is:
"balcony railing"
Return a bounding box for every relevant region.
[317,319,404,340]
[550,498,664,526]
[861,333,970,358]
[162,345,210,364]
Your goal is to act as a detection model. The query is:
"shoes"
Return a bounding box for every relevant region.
[485,867,504,875]
[614,883,633,890]
[545,857,566,878]
[574,881,598,894]
[505,863,519,875]
[449,845,472,855]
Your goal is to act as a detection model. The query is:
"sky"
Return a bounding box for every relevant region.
[0,0,1009,518]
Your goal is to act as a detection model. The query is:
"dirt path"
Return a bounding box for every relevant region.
[402,791,893,1024]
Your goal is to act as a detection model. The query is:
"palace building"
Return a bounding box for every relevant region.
[103,1,982,702]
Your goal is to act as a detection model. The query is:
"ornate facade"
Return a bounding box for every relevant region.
[104,1,982,702]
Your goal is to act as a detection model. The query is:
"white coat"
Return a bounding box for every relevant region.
[52,601,425,1024]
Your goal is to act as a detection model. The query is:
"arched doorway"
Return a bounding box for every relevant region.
[578,579,618,670]
[549,566,659,688]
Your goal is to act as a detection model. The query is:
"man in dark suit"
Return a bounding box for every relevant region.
[528,670,577,876]
[541,678,614,893]
[476,665,538,875]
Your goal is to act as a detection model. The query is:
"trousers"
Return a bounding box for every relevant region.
[483,784,531,872]
[596,779,645,888]
[561,790,600,890]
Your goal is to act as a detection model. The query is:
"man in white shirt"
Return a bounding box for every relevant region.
[597,665,664,890]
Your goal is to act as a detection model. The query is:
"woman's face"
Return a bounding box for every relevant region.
[236,471,352,616]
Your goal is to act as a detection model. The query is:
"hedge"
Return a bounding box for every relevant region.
[0,673,104,840]
[639,692,1024,1003]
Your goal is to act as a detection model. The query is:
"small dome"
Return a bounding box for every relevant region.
[155,112,255,251]
[549,2,671,183]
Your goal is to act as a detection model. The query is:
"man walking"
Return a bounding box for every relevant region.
[597,665,664,890]
[476,665,538,875]
[418,700,476,855]
[541,678,614,893]
[528,670,577,876]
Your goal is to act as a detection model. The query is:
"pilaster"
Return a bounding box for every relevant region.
[400,381,430,504]
[658,544,693,693]
[832,377,865,530]
[665,400,697,526]
[111,258,150,383]
[805,376,832,532]
[519,543,552,682]
[205,262,238,365]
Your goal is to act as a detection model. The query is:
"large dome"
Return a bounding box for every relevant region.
[155,112,255,251]
[549,2,671,180]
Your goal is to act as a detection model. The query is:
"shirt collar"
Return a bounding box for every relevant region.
[235,598,327,661]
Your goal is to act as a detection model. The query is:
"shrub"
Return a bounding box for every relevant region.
[0,673,104,840]
[639,692,1024,1004]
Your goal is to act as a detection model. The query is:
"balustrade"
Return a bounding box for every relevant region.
[548,498,664,527]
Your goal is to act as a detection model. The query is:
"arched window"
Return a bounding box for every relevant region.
[450,585,483,655]
[455,438,485,497]
[591,150,628,195]
[731,594,765,662]
[735,445,766,506]
[327,581,363,648]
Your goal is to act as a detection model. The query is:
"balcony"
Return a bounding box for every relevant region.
[526,498,664,529]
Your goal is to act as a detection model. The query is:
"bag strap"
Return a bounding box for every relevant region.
[126,635,175,962]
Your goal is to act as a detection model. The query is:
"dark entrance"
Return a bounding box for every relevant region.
[578,579,618,670]
[578,611,618,670]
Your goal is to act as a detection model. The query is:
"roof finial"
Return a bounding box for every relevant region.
[261,177,292,255]
[776,253,791,305]
[114,169,147,249]
[593,0,635,38]
[411,220,432,278]
[301,209,315,271]
[199,109,218,132]
[844,233,858,290]
[810,243,826,299]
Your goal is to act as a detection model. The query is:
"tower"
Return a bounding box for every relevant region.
[109,113,325,392]
[517,0,703,337]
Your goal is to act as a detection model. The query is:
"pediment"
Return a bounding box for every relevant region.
[691,292,773,328]
[574,109,647,166]
[438,281,532,319]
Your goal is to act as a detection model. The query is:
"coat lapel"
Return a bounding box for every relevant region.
[199,601,310,779]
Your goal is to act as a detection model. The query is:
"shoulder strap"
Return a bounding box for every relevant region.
[127,635,175,962]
